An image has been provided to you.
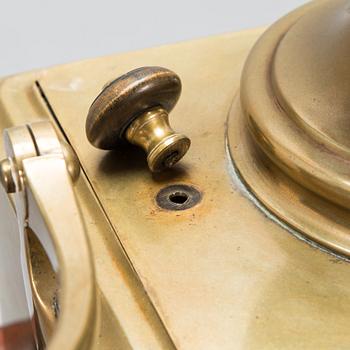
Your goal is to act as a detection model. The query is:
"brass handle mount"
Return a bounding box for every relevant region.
[0,121,97,349]
[85,66,191,172]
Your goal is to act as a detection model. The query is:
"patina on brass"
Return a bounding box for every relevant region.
[86,66,191,172]
[155,184,202,211]
[4,0,350,349]
[228,0,350,257]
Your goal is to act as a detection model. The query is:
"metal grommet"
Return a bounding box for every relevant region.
[156,184,201,211]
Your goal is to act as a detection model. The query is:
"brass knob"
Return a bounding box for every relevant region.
[85,66,191,172]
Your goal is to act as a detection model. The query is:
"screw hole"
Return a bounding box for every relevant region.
[156,184,201,211]
[169,191,189,204]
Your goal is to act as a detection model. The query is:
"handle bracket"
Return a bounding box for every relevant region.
[1,121,97,349]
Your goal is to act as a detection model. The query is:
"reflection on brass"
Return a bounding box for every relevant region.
[85,66,191,172]
[27,228,58,342]
[1,121,97,349]
[228,0,350,257]
[4,0,350,349]
[0,158,16,193]
[59,141,81,182]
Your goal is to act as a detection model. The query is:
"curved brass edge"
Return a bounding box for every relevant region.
[27,228,58,341]
[3,125,37,173]
[23,154,98,350]
[272,0,350,156]
[3,121,98,349]
[86,67,181,150]
[228,96,350,257]
[240,0,350,209]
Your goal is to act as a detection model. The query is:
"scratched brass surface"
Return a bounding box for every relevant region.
[2,22,350,350]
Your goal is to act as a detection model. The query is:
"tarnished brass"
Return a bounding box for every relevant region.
[125,106,190,172]
[4,0,350,349]
[228,0,350,256]
[86,67,191,172]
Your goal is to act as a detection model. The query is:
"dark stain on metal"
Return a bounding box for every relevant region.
[156,184,201,211]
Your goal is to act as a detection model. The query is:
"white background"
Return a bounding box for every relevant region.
[0,0,308,77]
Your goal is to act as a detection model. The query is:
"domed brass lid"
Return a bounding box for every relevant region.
[240,0,350,209]
[228,0,350,256]
[273,1,350,154]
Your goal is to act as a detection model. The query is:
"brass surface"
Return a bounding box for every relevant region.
[126,107,190,172]
[86,67,190,172]
[1,121,98,349]
[27,228,58,341]
[32,27,350,349]
[228,0,350,256]
[0,60,176,350]
[2,1,350,348]
[59,141,81,182]
[0,158,15,193]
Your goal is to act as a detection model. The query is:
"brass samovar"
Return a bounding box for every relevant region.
[1,1,350,349]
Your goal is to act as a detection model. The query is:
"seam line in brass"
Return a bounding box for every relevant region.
[34,81,70,147]
[34,81,178,348]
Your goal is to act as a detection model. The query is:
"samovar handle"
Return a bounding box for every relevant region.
[0,121,97,349]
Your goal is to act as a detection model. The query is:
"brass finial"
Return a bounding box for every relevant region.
[85,66,191,172]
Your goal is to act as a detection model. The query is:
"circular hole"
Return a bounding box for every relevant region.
[156,184,202,211]
[169,191,189,204]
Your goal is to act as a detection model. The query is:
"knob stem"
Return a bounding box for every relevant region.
[125,106,190,172]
